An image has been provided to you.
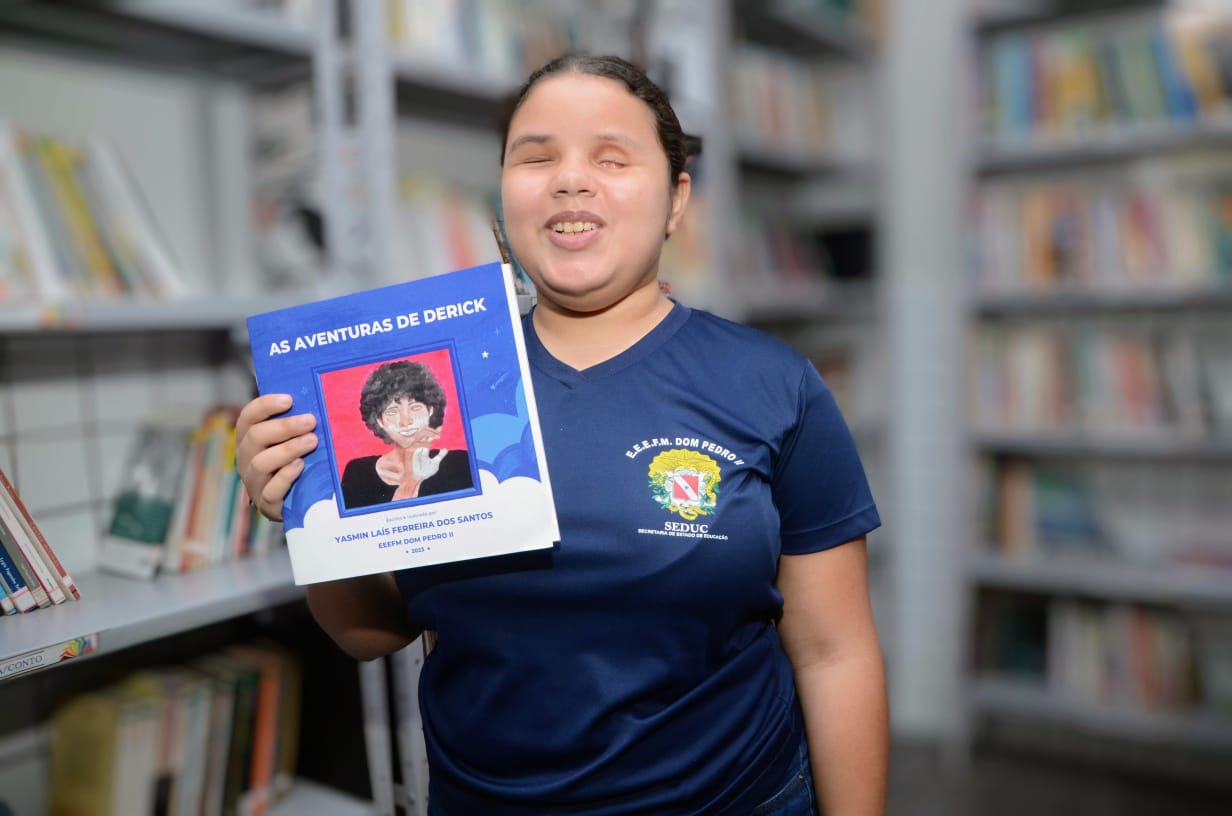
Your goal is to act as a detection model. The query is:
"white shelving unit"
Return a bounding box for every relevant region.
[0,3,370,811]
[972,675,1232,750]
[0,549,302,679]
[962,0,1232,774]
[725,0,889,628]
[0,0,331,639]
[974,287,1232,317]
[270,778,374,816]
[0,2,891,810]
[0,294,310,335]
[970,553,1232,607]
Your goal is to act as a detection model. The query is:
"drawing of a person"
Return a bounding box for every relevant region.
[340,361,473,508]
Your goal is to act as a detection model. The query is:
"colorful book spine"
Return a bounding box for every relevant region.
[0,514,50,608]
[0,467,78,600]
[0,531,36,612]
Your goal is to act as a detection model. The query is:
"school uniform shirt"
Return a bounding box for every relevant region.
[395,301,881,815]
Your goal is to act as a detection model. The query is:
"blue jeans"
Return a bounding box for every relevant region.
[750,737,818,816]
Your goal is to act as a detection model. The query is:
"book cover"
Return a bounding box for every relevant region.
[247,261,559,585]
[98,419,193,580]
[47,691,122,816]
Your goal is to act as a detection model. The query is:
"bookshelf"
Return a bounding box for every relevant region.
[0,549,302,680]
[0,2,373,811]
[1,0,891,810]
[0,294,307,334]
[726,0,889,645]
[964,0,1232,776]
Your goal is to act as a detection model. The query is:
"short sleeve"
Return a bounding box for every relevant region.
[772,364,881,555]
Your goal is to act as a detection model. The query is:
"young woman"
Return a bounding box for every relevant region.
[236,55,887,816]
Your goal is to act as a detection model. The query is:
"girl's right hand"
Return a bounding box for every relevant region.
[235,394,318,521]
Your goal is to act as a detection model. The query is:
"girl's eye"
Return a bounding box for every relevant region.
[598,157,625,167]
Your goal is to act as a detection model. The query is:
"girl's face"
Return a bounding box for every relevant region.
[500,73,690,314]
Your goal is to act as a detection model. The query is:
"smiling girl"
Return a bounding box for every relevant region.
[236,54,887,816]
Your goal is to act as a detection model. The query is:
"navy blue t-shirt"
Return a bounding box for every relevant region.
[395,303,880,815]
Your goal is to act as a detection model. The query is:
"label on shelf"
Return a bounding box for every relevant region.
[0,633,99,681]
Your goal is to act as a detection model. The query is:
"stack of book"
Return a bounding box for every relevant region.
[970,323,1232,438]
[100,408,279,581]
[980,7,1232,144]
[972,155,1232,296]
[0,124,191,305]
[0,467,80,616]
[48,639,302,816]
[729,43,869,164]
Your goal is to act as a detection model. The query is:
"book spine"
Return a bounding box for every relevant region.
[0,125,65,301]
[37,139,125,297]
[0,513,50,608]
[0,467,79,599]
[0,586,13,615]
[87,141,189,298]
[17,134,88,296]
[0,531,37,612]
[0,490,65,605]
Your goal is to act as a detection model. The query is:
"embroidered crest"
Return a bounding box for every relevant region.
[648,449,721,520]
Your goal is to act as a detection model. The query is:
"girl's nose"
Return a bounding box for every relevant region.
[553,154,594,197]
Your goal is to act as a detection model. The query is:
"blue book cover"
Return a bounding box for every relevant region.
[247,261,559,584]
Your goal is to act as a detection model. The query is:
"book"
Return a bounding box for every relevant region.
[0,511,52,608]
[99,418,194,579]
[0,467,78,600]
[193,652,263,816]
[246,261,559,584]
[47,691,122,816]
[0,124,63,301]
[224,644,286,816]
[0,532,36,612]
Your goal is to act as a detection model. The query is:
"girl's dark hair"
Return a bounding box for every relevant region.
[359,361,446,443]
[499,54,692,188]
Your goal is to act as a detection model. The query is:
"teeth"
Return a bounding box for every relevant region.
[552,221,598,234]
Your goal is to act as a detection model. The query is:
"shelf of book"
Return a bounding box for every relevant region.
[738,278,879,324]
[0,294,309,335]
[964,2,1232,775]
[971,553,1232,606]
[735,0,874,58]
[738,143,870,177]
[0,548,303,681]
[977,119,1232,175]
[392,57,515,127]
[0,721,368,816]
[971,431,1232,463]
[973,287,1232,317]
[788,179,877,225]
[973,0,1162,35]
[972,674,1232,749]
[0,1,313,71]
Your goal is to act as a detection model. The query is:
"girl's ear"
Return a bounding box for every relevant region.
[665,172,692,238]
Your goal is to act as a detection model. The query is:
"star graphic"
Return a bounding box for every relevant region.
[482,351,489,358]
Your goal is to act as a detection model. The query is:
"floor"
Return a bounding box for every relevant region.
[886,742,1232,816]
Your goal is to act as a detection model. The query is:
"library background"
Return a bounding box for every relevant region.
[0,0,1230,813]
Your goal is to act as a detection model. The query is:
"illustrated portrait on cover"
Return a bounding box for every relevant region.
[318,349,477,512]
